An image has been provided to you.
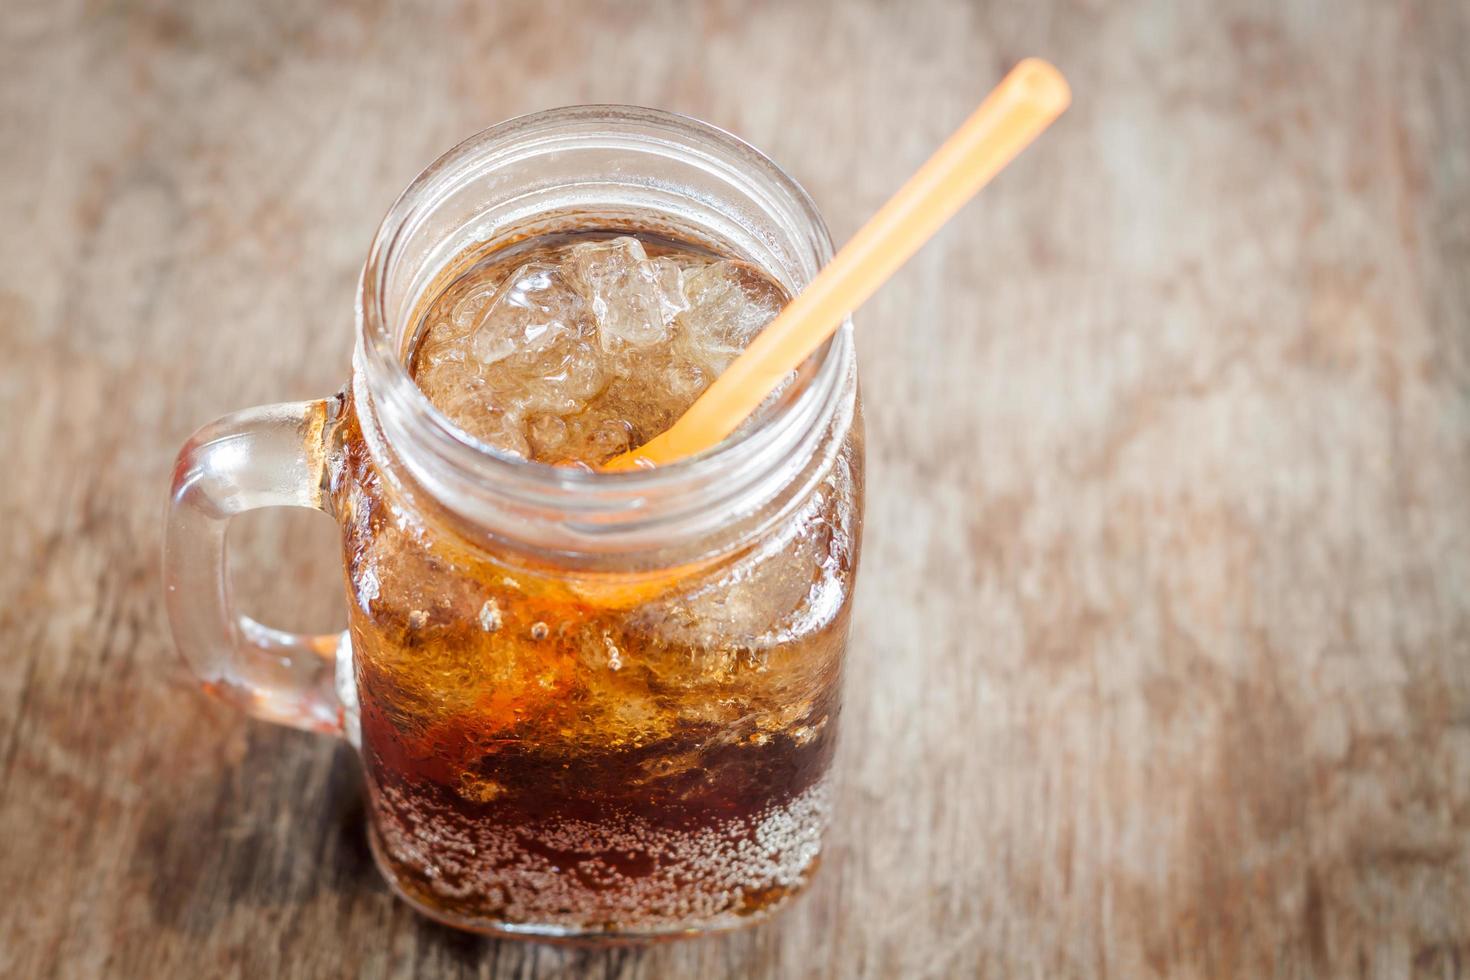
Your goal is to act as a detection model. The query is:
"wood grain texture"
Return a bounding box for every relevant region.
[3,0,1469,977]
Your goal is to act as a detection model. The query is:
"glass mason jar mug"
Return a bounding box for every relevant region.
[164,107,863,941]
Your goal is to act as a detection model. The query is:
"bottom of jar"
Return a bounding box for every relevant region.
[367,822,821,945]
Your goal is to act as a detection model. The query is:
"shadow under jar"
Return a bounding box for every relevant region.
[165,106,863,942]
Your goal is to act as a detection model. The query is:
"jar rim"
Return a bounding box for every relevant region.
[353,105,854,554]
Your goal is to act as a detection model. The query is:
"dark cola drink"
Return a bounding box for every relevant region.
[331,229,862,937]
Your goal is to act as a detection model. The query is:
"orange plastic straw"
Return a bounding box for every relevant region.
[603,58,1070,471]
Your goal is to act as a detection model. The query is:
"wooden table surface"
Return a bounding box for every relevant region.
[4,1,1469,977]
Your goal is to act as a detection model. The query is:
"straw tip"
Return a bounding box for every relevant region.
[601,434,671,471]
[1012,58,1071,114]
[600,451,646,472]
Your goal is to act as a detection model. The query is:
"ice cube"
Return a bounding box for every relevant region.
[535,338,605,402]
[416,355,489,419]
[411,234,793,467]
[567,238,689,351]
[463,410,531,458]
[413,313,471,375]
[662,357,708,401]
[527,413,568,455]
[588,418,634,458]
[450,279,501,331]
[678,259,784,372]
[495,338,606,417]
[470,262,585,365]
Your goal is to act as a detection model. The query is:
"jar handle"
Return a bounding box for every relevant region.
[164,398,350,735]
